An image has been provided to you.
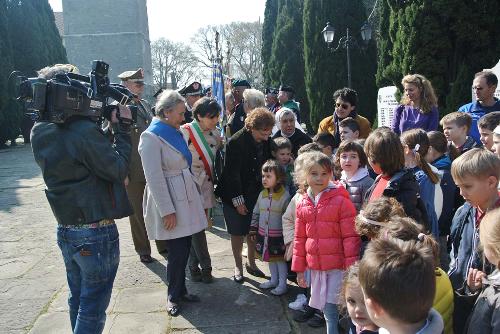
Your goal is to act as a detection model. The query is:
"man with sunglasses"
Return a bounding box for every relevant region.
[459,71,500,144]
[118,68,168,263]
[318,87,371,147]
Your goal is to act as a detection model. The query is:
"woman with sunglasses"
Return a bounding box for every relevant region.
[318,87,372,147]
[391,74,439,135]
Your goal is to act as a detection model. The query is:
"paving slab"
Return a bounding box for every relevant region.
[1,143,325,334]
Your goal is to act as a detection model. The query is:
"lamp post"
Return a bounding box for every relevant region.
[322,21,372,88]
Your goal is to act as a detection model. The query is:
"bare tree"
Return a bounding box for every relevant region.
[151,38,198,91]
[191,21,263,88]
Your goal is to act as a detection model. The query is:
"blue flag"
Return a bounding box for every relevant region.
[211,61,226,123]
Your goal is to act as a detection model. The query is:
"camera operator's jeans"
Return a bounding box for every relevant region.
[57,224,120,334]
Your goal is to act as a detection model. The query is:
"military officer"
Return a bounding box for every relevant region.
[179,81,203,124]
[226,79,251,136]
[118,68,167,263]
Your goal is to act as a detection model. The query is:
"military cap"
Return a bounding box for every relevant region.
[265,87,278,96]
[117,68,144,82]
[279,84,295,94]
[153,88,164,99]
[179,81,202,96]
[232,79,251,88]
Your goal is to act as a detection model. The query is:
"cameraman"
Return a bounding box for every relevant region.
[30,64,133,334]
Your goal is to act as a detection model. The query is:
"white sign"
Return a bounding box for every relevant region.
[377,86,399,128]
[472,59,500,101]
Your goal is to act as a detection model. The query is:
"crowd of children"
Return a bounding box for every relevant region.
[242,94,500,334]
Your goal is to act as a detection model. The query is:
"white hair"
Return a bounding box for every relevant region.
[278,108,296,122]
[156,90,185,116]
[243,89,265,111]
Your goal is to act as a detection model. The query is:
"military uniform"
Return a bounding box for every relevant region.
[179,81,202,124]
[118,69,167,260]
[226,79,251,137]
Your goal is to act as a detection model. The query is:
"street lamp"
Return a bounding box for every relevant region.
[322,21,372,87]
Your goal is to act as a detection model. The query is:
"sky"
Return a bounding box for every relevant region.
[48,0,266,42]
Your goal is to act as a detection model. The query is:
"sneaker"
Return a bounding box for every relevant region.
[293,305,315,323]
[259,280,278,289]
[288,294,307,310]
[307,312,326,328]
[270,285,287,296]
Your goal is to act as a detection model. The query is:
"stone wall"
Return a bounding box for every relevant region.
[61,0,153,92]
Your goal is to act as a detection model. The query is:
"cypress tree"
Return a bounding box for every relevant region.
[445,0,500,111]
[376,0,500,115]
[304,0,377,130]
[32,0,67,66]
[267,0,310,128]
[7,0,67,76]
[0,0,13,146]
[262,0,279,85]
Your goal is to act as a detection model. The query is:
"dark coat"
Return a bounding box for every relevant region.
[364,169,429,230]
[432,154,462,236]
[272,129,312,158]
[227,102,245,136]
[215,128,274,211]
[31,118,133,225]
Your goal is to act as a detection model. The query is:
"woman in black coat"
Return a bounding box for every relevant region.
[215,107,275,283]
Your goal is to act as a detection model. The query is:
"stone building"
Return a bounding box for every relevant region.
[61,0,153,94]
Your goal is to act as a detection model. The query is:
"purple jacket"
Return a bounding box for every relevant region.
[391,104,439,135]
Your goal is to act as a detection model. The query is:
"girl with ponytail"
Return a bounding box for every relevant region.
[401,129,441,239]
[425,131,463,272]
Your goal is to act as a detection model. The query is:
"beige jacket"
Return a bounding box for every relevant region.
[282,192,303,261]
[139,131,207,240]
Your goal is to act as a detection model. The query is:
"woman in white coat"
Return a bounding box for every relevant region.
[139,90,207,317]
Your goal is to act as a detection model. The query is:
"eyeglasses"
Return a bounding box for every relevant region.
[336,102,349,109]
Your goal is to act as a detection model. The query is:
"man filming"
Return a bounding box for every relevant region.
[30,64,133,334]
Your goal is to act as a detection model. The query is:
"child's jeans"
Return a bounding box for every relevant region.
[323,303,339,334]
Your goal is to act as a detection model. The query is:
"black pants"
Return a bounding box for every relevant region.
[165,235,192,303]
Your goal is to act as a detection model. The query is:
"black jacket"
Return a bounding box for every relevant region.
[227,102,246,136]
[364,169,429,230]
[31,118,133,225]
[215,128,274,211]
[272,129,312,158]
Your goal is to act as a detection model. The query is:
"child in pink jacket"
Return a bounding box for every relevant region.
[292,151,360,334]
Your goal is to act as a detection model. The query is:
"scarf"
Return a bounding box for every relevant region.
[147,118,192,167]
[333,110,357,147]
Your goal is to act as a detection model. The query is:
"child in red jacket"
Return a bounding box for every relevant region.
[292,151,360,334]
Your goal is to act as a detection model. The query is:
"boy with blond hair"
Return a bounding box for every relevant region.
[440,112,480,154]
[359,237,444,333]
[448,148,500,332]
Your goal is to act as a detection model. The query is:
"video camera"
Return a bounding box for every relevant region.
[11,60,138,124]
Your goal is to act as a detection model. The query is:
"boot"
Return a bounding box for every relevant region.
[201,267,213,283]
[190,267,202,282]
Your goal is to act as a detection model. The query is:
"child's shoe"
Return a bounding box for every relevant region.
[307,311,326,328]
[288,293,307,310]
[259,280,277,289]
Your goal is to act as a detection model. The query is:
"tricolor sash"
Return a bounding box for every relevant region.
[183,120,215,180]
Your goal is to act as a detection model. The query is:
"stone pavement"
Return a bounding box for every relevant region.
[0,142,325,334]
